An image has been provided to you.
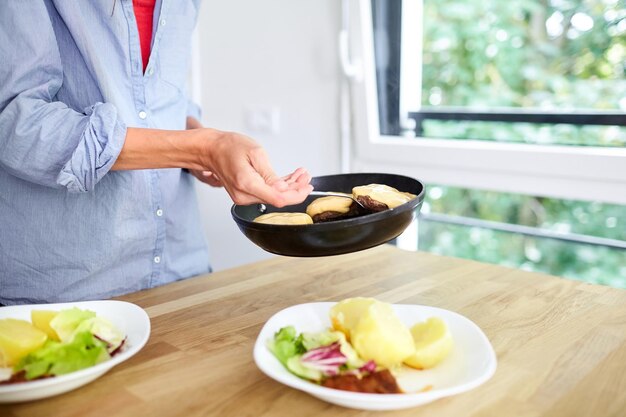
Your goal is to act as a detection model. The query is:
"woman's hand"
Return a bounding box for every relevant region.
[186,116,312,207]
[197,129,312,207]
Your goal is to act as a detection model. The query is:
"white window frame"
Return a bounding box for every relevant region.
[347,0,626,206]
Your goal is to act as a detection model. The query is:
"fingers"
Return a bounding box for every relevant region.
[230,163,312,207]
[282,167,306,184]
[246,150,313,206]
[266,178,313,207]
[191,170,223,187]
[204,173,223,187]
[186,116,203,130]
[230,184,313,207]
[237,169,294,207]
[294,169,312,189]
[282,167,312,191]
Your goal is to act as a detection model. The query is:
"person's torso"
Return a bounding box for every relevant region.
[0,0,210,305]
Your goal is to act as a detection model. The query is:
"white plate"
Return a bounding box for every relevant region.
[0,300,150,403]
[253,302,496,411]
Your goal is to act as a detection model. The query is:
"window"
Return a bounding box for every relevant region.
[346,0,626,286]
[373,0,626,143]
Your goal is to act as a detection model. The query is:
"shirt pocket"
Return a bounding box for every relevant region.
[156,3,196,91]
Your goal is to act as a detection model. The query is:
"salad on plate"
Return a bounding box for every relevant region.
[267,297,454,394]
[0,307,126,384]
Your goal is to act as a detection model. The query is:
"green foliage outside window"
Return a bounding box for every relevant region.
[420,0,626,146]
[418,185,626,288]
[415,0,626,287]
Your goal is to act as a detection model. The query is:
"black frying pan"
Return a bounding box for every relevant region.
[231,173,425,257]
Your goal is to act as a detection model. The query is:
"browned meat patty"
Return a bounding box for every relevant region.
[321,369,402,394]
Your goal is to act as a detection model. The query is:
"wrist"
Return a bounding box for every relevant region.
[188,127,225,171]
[170,128,206,171]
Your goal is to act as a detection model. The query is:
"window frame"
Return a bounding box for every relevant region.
[348,0,626,206]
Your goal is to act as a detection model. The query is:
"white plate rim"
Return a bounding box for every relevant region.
[0,300,150,396]
[253,301,497,407]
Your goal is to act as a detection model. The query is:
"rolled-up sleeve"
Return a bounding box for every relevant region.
[0,2,126,193]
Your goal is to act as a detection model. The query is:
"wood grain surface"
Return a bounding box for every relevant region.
[3,245,626,417]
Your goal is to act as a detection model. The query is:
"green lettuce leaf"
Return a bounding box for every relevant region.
[267,326,305,367]
[49,308,96,343]
[301,330,340,351]
[15,331,110,380]
[73,317,125,353]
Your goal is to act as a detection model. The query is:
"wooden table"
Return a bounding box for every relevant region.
[3,245,626,417]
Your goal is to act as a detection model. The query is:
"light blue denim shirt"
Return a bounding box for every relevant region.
[0,0,211,305]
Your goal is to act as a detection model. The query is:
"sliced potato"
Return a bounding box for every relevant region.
[0,319,48,367]
[404,317,453,369]
[31,310,60,341]
[351,302,415,368]
[329,297,377,340]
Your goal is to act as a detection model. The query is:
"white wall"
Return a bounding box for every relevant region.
[193,0,342,270]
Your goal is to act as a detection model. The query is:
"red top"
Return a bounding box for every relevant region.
[133,0,156,72]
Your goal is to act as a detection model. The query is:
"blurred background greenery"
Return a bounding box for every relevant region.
[414,0,626,287]
[418,186,626,288]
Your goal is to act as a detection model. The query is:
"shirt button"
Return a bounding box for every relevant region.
[156,209,163,217]
[138,111,147,119]
[146,67,154,76]
[154,256,161,264]
[160,19,166,26]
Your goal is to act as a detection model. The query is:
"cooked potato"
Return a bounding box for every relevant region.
[350,302,415,368]
[0,319,48,367]
[404,317,453,369]
[330,297,378,340]
[31,310,60,341]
